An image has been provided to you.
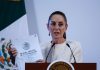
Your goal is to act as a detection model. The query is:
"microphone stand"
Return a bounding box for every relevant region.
[45,43,55,62]
[66,43,76,63]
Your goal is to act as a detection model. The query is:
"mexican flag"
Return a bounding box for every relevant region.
[0,0,29,39]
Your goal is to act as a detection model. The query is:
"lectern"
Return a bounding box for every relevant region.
[25,63,96,70]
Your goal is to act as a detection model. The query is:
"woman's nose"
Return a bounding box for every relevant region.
[55,24,59,29]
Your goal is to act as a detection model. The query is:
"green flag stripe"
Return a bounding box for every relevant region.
[0,0,26,31]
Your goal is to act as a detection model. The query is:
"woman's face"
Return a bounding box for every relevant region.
[48,14,67,39]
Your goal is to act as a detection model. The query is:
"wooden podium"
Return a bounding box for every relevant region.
[25,63,96,70]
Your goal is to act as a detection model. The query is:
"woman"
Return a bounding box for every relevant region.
[41,11,82,63]
[10,11,82,63]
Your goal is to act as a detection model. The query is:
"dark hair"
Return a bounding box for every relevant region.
[48,11,67,39]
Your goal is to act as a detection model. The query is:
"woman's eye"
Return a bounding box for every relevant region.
[51,22,56,26]
[59,23,63,27]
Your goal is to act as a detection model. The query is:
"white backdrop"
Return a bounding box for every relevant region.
[25,0,100,69]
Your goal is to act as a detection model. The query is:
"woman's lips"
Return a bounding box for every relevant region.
[54,32,60,35]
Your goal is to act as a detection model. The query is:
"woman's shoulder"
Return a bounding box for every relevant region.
[67,40,82,50]
[67,40,80,45]
[40,41,51,49]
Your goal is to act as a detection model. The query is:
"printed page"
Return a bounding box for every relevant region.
[12,34,43,70]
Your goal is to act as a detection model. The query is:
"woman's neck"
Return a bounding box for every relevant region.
[52,37,66,44]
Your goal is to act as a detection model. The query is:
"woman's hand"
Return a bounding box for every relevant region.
[36,59,45,63]
[11,48,17,57]
[8,47,17,65]
[7,47,17,57]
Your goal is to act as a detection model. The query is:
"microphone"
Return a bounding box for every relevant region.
[45,42,55,62]
[66,43,76,63]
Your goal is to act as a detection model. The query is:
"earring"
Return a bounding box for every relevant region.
[49,32,50,36]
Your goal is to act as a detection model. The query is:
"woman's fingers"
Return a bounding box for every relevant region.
[36,59,45,63]
[10,48,17,56]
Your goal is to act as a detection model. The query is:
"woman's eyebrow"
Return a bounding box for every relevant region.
[51,20,55,22]
[58,21,63,23]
